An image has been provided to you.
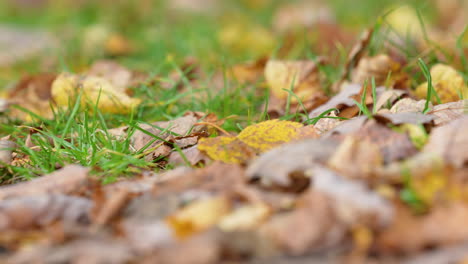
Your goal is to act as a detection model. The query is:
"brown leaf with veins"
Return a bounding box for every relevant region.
[428,100,468,126]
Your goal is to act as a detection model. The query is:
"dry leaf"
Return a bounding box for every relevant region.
[390,98,429,113]
[6,73,57,120]
[351,54,409,88]
[246,138,339,189]
[105,33,133,56]
[229,57,268,84]
[423,115,468,168]
[328,135,383,179]
[264,59,324,100]
[0,194,92,231]
[166,195,230,238]
[198,120,318,164]
[197,136,255,164]
[377,202,468,254]
[218,203,270,232]
[415,64,468,104]
[428,100,468,126]
[0,165,89,200]
[51,73,141,114]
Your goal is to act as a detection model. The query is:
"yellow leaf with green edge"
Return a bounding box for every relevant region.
[237,119,304,152]
[51,73,141,114]
[198,136,255,164]
[415,64,468,104]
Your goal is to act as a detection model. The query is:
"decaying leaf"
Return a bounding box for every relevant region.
[218,203,270,232]
[51,73,141,114]
[198,136,255,164]
[229,57,268,84]
[415,64,468,104]
[265,59,324,100]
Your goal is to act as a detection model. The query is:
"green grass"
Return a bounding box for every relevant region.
[0,0,465,183]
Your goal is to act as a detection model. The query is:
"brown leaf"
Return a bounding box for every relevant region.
[351,54,409,88]
[428,100,468,126]
[0,165,89,200]
[167,145,209,166]
[246,138,340,190]
[328,135,383,179]
[374,112,435,127]
[377,202,468,254]
[423,115,468,168]
[87,60,147,90]
[309,83,364,119]
[6,73,57,120]
[265,59,325,100]
[0,194,92,231]
[390,98,429,113]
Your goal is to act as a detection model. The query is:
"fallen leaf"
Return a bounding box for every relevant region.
[218,203,270,232]
[390,98,430,113]
[51,73,141,114]
[415,64,468,104]
[198,120,319,164]
[105,33,133,56]
[198,136,255,164]
[166,195,230,238]
[0,194,92,231]
[6,73,57,120]
[167,145,209,166]
[351,54,409,88]
[264,59,324,100]
[374,112,435,127]
[428,100,468,126]
[0,165,89,200]
[423,115,468,168]
[328,135,383,179]
[229,57,268,84]
[377,202,468,254]
[87,60,147,90]
[246,138,340,189]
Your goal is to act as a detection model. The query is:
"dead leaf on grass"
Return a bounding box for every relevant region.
[0,138,16,166]
[351,54,409,88]
[390,98,429,113]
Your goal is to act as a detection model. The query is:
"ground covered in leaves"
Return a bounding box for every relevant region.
[0,0,467,263]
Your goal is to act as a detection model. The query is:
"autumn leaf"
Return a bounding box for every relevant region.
[198,120,318,164]
[51,73,141,114]
[415,64,468,104]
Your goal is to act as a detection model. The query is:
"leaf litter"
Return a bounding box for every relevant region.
[1,0,468,263]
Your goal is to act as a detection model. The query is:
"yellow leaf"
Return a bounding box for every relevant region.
[237,119,303,152]
[385,5,424,39]
[197,136,255,164]
[218,203,270,232]
[166,196,230,238]
[198,120,307,164]
[51,73,141,114]
[264,60,321,100]
[415,64,468,104]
